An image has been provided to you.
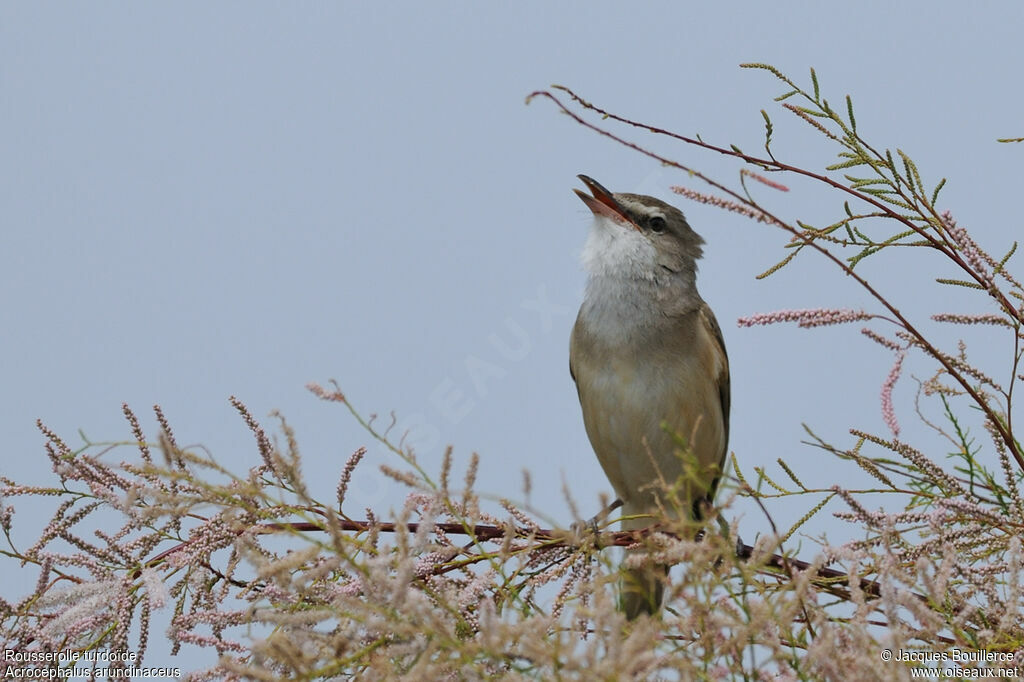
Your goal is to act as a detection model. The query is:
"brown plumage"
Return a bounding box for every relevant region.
[570,175,730,618]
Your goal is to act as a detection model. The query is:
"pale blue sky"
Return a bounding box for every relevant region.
[3,2,1022,669]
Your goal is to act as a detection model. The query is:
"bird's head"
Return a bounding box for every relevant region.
[574,174,704,282]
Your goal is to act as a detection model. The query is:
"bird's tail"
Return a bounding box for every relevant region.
[618,510,671,619]
[620,560,669,619]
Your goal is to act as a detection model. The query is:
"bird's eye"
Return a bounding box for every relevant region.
[648,216,666,233]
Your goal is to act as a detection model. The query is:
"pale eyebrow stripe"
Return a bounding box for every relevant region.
[619,198,666,221]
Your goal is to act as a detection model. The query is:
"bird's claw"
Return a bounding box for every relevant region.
[570,498,624,549]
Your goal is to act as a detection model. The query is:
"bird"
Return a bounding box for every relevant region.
[569,175,730,619]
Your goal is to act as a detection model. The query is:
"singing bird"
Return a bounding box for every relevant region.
[569,175,730,618]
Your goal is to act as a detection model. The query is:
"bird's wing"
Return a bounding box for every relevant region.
[568,315,580,389]
[694,300,730,519]
[698,300,730,449]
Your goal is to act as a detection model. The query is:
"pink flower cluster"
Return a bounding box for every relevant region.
[737,308,871,328]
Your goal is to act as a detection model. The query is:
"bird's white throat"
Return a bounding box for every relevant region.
[580,215,659,282]
[579,213,705,345]
[580,216,677,342]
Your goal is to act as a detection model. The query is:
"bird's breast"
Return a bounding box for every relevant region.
[571,307,726,518]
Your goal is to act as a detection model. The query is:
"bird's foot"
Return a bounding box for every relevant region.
[570,498,624,549]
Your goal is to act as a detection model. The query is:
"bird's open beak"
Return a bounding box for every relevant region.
[574,175,638,230]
